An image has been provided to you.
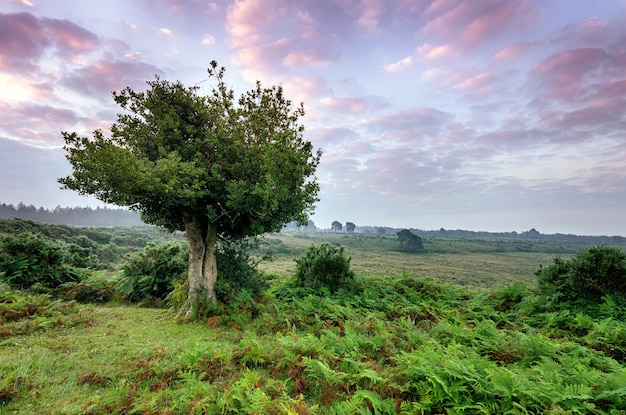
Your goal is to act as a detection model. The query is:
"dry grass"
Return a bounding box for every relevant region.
[258,232,576,288]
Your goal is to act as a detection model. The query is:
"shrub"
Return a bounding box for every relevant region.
[396,229,424,253]
[536,245,626,311]
[0,233,82,290]
[294,244,356,293]
[215,239,268,303]
[54,272,117,304]
[117,242,187,304]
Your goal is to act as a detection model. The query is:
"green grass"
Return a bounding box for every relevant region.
[2,233,626,414]
[258,233,582,288]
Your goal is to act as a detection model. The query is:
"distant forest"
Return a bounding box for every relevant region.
[2,202,625,245]
[0,202,145,227]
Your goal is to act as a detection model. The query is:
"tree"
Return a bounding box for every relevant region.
[331,221,342,232]
[345,222,356,233]
[59,61,321,321]
[396,229,424,253]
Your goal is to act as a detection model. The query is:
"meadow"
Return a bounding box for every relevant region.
[1,225,626,414]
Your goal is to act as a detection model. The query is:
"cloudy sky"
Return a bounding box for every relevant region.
[1,0,626,235]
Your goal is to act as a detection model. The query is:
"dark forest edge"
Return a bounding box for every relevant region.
[3,202,626,246]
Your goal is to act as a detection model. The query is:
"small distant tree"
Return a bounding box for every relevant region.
[345,222,356,233]
[376,227,386,235]
[397,229,424,253]
[331,221,342,232]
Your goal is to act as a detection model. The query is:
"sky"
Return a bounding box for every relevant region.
[1,0,626,236]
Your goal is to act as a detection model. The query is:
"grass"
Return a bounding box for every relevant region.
[2,233,626,414]
[258,233,579,288]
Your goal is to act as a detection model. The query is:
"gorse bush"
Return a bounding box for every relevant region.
[536,245,626,313]
[294,243,356,293]
[0,233,83,290]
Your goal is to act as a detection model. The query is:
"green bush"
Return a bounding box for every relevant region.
[294,243,356,293]
[0,233,82,290]
[54,272,118,304]
[215,239,268,303]
[117,242,187,304]
[536,245,626,311]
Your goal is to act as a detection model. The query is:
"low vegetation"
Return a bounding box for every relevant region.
[1,219,626,413]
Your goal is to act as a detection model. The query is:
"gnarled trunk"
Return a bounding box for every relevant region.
[176,213,218,322]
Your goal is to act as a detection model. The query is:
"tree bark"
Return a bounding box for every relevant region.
[177,213,218,322]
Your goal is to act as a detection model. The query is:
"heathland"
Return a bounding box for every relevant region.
[1,220,626,414]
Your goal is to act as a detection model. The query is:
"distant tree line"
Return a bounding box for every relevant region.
[0,202,145,227]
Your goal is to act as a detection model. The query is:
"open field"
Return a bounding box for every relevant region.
[258,232,588,288]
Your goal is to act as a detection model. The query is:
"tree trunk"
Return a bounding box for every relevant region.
[176,213,218,322]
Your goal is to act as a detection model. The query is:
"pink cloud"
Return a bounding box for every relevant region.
[493,41,536,62]
[383,56,413,73]
[226,0,339,81]
[361,107,453,140]
[551,16,614,48]
[44,17,99,60]
[529,47,624,102]
[454,73,496,90]
[63,60,164,99]
[0,12,51,71]
[421,0,535,48]
[417,43,457,61]
[320,96,390,115]
[0,12,99,72]
[0,102,89,148]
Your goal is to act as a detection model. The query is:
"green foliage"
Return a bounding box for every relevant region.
[0,233,83,290]
[54,271,118,304]
[396,229,424,253]
[117,242,187,304]
[0,282,88,338]
[294,243,356,293]
[58,62,321,318]
[536,245,626,313]
[214,239,269,304]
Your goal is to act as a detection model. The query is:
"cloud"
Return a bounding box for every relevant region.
[493,41,536,62]
[361,107,454,138]
[383,56,413,73]
[63,60,164,99]
[417,43,457,61]
[320,96,390,115]
[226,0,339,82]
[453,73,496,90]
[421,0,535,48]
[0,12,99,72]
[201,34,216,45]
[156,27,174,38]
[529,47,622,102]
[0,102,91,148]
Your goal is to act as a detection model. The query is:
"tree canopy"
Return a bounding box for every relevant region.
[59,61,321,320]
[397,229,424,253]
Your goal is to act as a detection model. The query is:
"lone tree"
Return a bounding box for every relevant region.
[331,221,342,232]
[59,61,321,321]
[397,229,424,253]
[345,222,356,233]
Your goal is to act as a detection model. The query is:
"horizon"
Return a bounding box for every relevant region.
[1,1,626,237]
[2,200,625,238]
